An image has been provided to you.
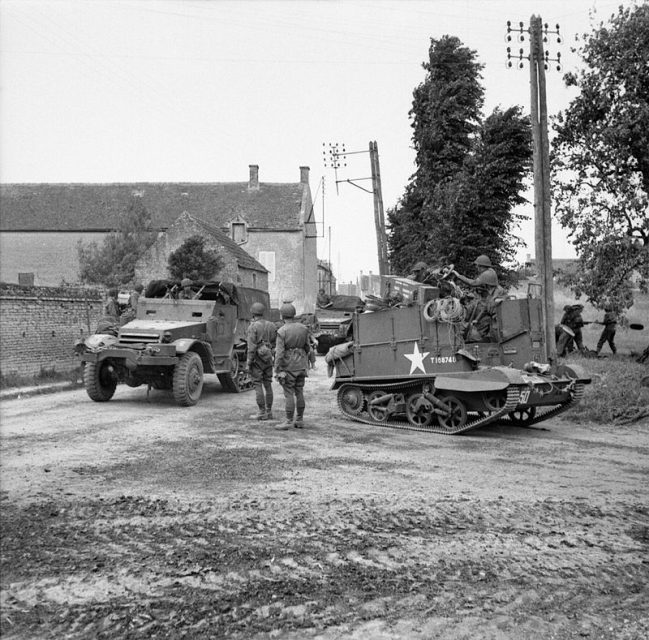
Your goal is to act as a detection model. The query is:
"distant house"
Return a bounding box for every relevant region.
[317,259,337,295]
[0,165,318,313]
[137,211,268,291]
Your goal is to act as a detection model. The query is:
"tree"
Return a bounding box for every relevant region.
[167,235,224,281]
[552,3,649,310]
[387,36,532,283]
[77,196,155,287]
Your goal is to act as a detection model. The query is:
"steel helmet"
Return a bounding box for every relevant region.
[280,303,296,318]
[411,261,428,272]
[250,302,266,316]
[473,255,493,268]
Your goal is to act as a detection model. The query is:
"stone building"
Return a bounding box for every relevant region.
[136,211,268,290]
[0,164,318,313]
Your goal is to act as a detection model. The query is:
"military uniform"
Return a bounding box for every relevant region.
[247,314,277,420]
[557,305,585,356]
[596,309,618,355]
[275,312,311,429]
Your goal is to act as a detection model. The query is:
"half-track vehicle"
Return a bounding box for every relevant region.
[328,274,591,435]
[75,280,270,406]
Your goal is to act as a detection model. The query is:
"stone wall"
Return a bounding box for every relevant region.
[0,284,103,378]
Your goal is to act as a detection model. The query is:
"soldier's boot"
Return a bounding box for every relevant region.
[294,415,304,429]
[265,407,274,421]
[275,413,293,430]
[251,409,267,420]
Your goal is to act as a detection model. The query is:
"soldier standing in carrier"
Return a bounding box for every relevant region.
[246,302,277,421]
[451,255,500,296]
[274,303,311,430]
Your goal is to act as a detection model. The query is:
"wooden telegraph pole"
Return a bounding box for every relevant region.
[322,141,390,277]
[508,17,561,362]
[529,15,556,361]
[369,141,390,277]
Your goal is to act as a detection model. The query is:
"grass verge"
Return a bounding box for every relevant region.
[562,354,649,425]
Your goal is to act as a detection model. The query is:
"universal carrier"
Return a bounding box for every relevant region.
[329,278,591,435]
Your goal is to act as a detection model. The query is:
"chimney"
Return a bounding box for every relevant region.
[248,164,259,190]
[300,166,310,184]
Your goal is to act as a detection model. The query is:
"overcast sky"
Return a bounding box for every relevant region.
[0,0,633,281]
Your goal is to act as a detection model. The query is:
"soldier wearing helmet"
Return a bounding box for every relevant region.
[451,256,501,342]
[407,261,430,283]
[451,255,500,296]
[274,302,311,430]
[246,301,277,421]
[178,278,195,299]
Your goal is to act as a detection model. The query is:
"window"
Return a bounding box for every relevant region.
[231,221,247,244]
[252,273,257,288]
[258,251,275,283]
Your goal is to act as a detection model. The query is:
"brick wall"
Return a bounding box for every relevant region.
[0,284,103,378]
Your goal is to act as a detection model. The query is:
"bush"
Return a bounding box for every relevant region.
[564,355,649,424]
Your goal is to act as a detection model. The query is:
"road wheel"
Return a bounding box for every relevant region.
[173,352,204,406]
[508,406,537,426]
[367,390,390,423]
[406,393,434,427]
[437,395,467,432]
[84,361,117,402]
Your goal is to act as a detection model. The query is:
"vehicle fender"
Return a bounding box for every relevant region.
[172,339,215,372]
[435,366,524,393]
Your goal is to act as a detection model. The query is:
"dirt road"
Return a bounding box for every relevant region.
[1,362,648,639]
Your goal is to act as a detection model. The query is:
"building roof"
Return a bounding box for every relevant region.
[0,181,306,232]
[176,212,268,273]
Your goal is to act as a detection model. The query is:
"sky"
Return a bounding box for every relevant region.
[0,0,634,282]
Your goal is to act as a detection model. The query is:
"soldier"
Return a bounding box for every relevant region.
[557,304,586,357]
[451,255,500,297]
[129,283,144,311]
[103,288,119,321]
[246,302,277,421]
[274,303,311,430]
[316,288,332,308]
[407,261,430,283]
[596,304,618,356]
[178,278,194,299]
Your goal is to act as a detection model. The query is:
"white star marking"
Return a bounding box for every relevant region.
[404,342,430,375]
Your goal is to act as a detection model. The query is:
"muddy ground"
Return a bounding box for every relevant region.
[1,361,648,639]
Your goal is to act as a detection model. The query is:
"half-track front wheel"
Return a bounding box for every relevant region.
[84,361,117,402]
[173,352,204,406]
[437,395,467,431]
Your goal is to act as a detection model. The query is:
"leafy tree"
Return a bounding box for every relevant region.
[77,196,155,287]
[552,3,649,309]
[387,36,532,283]
[167,235,224,281]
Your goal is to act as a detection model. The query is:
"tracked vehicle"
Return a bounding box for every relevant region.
[76,280,269,406]
[329,277,591,435]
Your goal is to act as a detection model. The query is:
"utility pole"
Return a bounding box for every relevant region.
[323,141,391,277]
[507,17,561,362]
[369,141,389,277]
